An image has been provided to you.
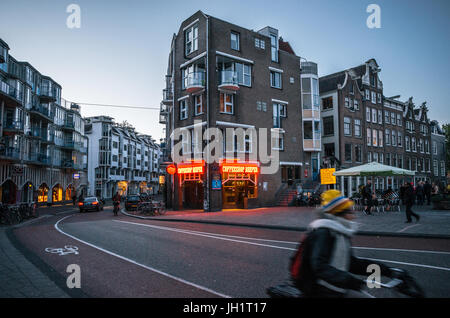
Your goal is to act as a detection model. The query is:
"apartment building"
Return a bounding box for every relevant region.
[85,116,162,199]
[160,11,315,211]
[430,120,447,185]
[320,58,444,196]
[0,38,88,205]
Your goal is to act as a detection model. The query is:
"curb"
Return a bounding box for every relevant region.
[120,209,450,240]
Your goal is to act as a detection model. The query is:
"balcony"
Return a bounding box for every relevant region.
[185,72,205,94]
[218,71,239,91]
[3,120,24,133]
[162,88,173,105]
[0,80,23,106]
[39,86,56,103]
[61,119,75,131]
[303,139,321,151]
[29,104,54,121]
[0,147,20,160]
[26,152,51,165]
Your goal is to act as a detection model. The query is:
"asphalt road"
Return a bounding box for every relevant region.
[12,207,450,298]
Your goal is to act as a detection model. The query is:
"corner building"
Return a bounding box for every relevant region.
[160,11,315,211]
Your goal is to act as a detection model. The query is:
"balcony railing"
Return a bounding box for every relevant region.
[62,119,75,130]
[27,152,51,165]
[0,80,23,103]
[219,71,239,89]
[30,104,54,121]
[3,120,24,131]
[185,72,205,93]
[39,87,56,101]
[0,147,21,160]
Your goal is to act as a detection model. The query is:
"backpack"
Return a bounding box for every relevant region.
[289,232,311,287]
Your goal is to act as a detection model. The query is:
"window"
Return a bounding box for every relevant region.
[371,91,377,104]
[419,139,424,153]
[367,128,372,146]
[345,144,352,162]
[323,116,334,136]
[372,108,377,124]
[378,110,383,124]
[425,140,430,153]
[322,97,333,110]
[406,136,411,151]
[344,117,352,136]
[220,93,234,114]
[385,153,391,166]
[366,107,371,122]
[273,103,287,128]
[345,97,349,108]
[433,141,437,155]
[270,34,278,62]
[398,156,403,168]
[365,89,370,101]
[391,130,397,146]
[379,130,383,147]
[231,32,240,50]
[354,100,359,110]
[270,71,282,89]
[412,137,417,152]
[255,38,265,49]
[398,132,402,147]
[434,159,439,176]
[180,100,188,120]
[194,94,203,115]
[373,129,378,147]
[185,24,198,55]
[397,114,402,126]
[355,145,362,163]
[441,161,445,176]
[272,134,284,150]
[368,152,372,162]
[391,112,396,126]
[354,119,361,137]
[377,93,382,104]
[385,129,391,145]
[385,111,390,124]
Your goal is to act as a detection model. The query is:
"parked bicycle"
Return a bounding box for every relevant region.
[0,202,38,225]
[136,201,166,216]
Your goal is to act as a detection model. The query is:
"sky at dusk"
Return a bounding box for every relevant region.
[1,0,449,141]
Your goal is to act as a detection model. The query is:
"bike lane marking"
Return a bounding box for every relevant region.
[113,219,450,272]
[55,215,231,298]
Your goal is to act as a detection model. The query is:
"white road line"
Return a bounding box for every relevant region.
[361,257,450,272]
[113,220,450,272]
[54,215,231,298]
[398,224,421,233]
[116,220,450,255]
[114,220,296,251]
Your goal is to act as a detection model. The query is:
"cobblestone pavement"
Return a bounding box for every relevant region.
[0,228,69,298]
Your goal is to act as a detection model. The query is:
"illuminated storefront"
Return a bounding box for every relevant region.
[220,160,259,209]
[177,161,205,209]
[38,184,49,203]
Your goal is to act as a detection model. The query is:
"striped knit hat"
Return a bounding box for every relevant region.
[320,190,354,215]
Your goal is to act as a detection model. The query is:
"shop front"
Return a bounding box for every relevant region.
[220,160,259,209]
[178,161,205,209]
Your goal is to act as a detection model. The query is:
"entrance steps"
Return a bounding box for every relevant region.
[276,189,298,206]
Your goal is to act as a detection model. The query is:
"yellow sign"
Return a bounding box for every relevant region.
[321,168,337,185]
[159,176,165,185]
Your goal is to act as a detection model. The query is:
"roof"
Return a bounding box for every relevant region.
[279,38,295,55]
[319,71,346,94]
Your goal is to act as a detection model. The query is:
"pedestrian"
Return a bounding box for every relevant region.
[424,181,432,205]
[72,193,77,206]
[404,182,420,223]
[362,180,373,215]
[294,190,403,298]
[416,182,424,206]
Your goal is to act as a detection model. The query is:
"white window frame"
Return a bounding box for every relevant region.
[220,92,234,114]
[344,117,351,136]
[231,32,240,51]
[270,71,282,89]
[180,100,188,120]
[185,24,198,56]
[194,94,203,115]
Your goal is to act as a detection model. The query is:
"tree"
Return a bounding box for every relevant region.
[117,120,135,130]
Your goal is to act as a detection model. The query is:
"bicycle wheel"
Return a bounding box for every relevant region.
[158,204,166,215]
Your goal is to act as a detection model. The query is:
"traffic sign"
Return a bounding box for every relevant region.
[320,168,336,185]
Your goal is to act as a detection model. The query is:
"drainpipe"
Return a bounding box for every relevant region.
[205,14,210,212]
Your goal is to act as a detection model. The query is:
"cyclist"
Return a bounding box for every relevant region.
[112,192,121,216]
[297,190,408,298]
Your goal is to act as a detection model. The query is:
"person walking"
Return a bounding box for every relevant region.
[424,181,432,205]
[362,180,373,215]
[72,193,77,206]
[404,182,420,223]
[416,182,424,206]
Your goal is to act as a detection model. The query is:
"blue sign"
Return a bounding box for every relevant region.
[73,173,80,180]
[212,179,222,190]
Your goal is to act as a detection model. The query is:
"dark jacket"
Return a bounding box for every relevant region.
[404,185,415,206]
[299,226,392,297]
[362,184,372,200]
[424,183,432,195]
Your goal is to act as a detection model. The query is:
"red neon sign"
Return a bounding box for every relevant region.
[166,165,176,175]
[177,165,204,174]
[221,164,259,174]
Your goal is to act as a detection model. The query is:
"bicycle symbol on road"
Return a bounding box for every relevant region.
[45,245,79,256]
